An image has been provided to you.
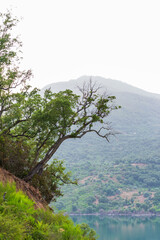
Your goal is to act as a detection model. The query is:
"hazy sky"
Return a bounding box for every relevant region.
[1,0,160,94]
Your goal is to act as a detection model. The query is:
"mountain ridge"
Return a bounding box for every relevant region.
[41,76,160,214]
[42,75,160,100]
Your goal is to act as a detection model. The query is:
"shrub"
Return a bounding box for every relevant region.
[0,181,98,240]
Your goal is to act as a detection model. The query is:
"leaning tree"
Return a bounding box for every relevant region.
[23,81,120,181]
[0,12,120,202]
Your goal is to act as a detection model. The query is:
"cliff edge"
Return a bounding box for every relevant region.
[0,167,48,209]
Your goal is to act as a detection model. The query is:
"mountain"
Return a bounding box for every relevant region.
[42,75,160,99]
[42,76,160,214]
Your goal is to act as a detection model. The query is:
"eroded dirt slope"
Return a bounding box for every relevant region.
[0,167,48,209]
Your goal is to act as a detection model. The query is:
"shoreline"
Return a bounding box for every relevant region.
[69,211,160,217]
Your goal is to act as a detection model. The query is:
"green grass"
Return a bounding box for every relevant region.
[0,181,98,239]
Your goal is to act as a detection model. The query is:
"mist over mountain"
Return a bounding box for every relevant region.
[42,75,160,151]
[42,75,160,99]
[42,76,160,214]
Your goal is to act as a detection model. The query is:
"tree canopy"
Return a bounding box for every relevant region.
[0,12,120,202]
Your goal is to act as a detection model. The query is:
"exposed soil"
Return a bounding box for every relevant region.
[79,175,98,184]
[93,196,99,205]
[0,167,48,209]
[131,163,147,168]
[120,190,139,200]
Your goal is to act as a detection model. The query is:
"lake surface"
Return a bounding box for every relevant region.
[71,215,160,240]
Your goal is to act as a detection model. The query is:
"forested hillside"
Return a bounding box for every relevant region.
[42,76,160,214]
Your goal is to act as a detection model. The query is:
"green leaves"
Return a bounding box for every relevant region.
[0,181,97,240]
[30,159,77,203]
[0,11,120,202]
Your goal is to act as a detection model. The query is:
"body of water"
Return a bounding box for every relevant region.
[71,215,160,240]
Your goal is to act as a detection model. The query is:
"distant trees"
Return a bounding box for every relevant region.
[0,12,120,202]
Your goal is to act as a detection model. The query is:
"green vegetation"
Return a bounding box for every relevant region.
[0,181,97,239]
[0,11,119,203]
[52,78,160,214]
[0,11,100,238]
[55,155,160,214]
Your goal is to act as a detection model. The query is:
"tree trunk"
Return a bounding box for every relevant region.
[24,136,69,182]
